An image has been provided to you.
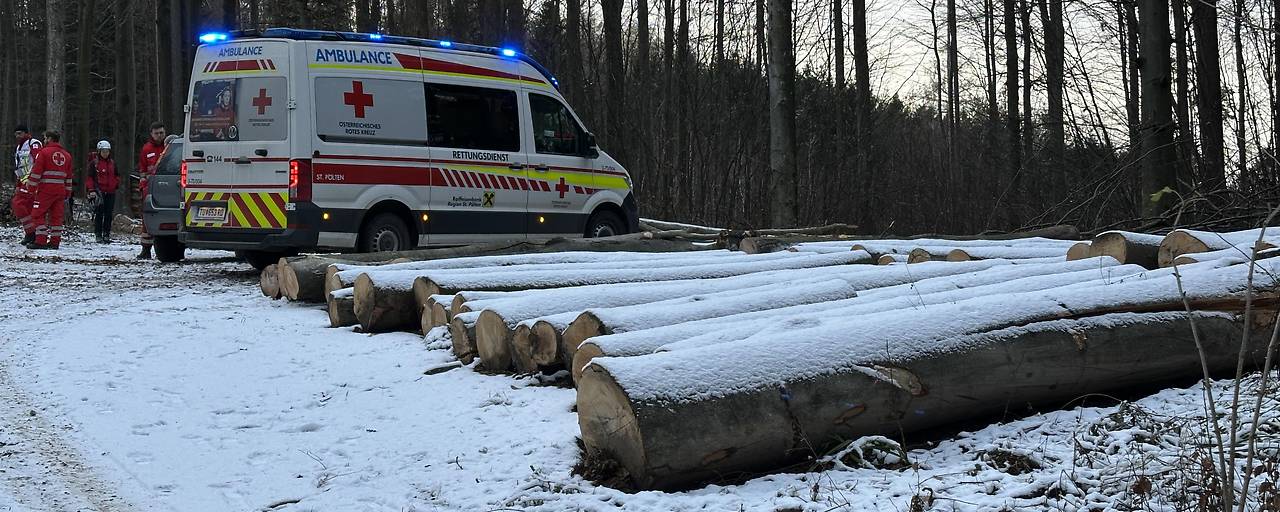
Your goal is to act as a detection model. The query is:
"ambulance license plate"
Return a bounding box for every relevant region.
[193,206,228,222]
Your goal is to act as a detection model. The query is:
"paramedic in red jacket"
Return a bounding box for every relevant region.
[25,130,73,250]
[12,125,42,245]
[136,122,166,259]
[86,140,119,244]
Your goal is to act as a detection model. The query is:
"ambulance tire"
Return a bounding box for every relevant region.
[584,210,626,238]
[239,250,283,271]
[359,213,412,253]
[153,236,186,263]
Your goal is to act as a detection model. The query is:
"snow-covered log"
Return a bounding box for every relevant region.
[571,257,1133,380]
[259,264,280,299]
[876,254,908,265]
[576,259,1280,490]
[449,314,479,364]
[1173,245,1280,266]
[277,255,343,302]
[1158,228,1280,267]
[945,247,1069,261]
[907,247,946,263]
[327,288,357,328]
[1086,231,1164,269]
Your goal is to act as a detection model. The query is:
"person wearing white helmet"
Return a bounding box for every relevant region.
[85,139,119,243]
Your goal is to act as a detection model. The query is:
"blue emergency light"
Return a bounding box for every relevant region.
[501,48,517,57]
[439,40,453,48]
[369,33,383,40]
[198,32,230,44]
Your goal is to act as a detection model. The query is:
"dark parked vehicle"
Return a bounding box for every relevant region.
[142,137,187,262]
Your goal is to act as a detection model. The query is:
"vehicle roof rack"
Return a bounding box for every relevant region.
[223,27,560,89]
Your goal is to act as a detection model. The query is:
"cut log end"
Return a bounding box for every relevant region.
[259,264,281,299]
[509,324,539,374]
[572,342,605,382]
[420,307,433,337]
[352,274,377,329]
[562,312,608,368]
[430,302,450,328]
[1159,231,1212,267]
[945,249,971,262]
[475,310,515,372]
[323,266,343,298]
[577,364,646,487]
[1066,242,1091,261]
[449,294,468,318]
[411,277,438,321]
[906,248,933,264]
[328,294,358,328]
[530,321,563,368]
[1090,232,1161,269]
[449,317,477,365]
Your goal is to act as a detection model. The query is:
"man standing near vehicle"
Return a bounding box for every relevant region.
[136,122,166,259]
[12,125,42,245]
[25,130,72,250]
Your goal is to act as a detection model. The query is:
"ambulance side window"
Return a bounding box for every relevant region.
[529,94,585,156]
[425,83,520,152]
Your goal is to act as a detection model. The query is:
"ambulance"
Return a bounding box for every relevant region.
[179,28,639,268]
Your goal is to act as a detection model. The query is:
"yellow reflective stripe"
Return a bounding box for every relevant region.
[306,64,551,88]
[239,194,272,227]
[260,193,288,226]
[229,198,254,227]
[593,176,630,190]
[309,63,419,74]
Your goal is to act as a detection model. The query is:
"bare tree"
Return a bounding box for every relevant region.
[602,0,624,159]
[75,0,98,178]
[115,0,137,212]
[1139,0,1179,216]
[1192,0,1225,188]
[1040,0,1064,188]
[768,0,797,227]
[1004,0,1019,178]
[833,0,844,89]
[46,0,65,132]
[1231,0,1248,178]
[853,0,870,207]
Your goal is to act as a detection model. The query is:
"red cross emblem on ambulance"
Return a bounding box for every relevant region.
[252,89,272,115]
[344,81,374,118]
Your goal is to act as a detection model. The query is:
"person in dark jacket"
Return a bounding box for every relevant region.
[86,140,119,243]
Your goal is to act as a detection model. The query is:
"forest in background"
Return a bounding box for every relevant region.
[0,0,1276,235]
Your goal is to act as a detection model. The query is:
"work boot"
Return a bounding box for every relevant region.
[137,244,152,260]
[20,233,34,246]
[28,243,53,250]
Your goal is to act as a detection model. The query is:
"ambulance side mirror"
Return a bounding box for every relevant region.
[581,132,600,159]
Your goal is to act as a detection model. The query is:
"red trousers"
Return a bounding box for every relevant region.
[139,178,152,245]
[30,189,68,247]
[11,189,34,235]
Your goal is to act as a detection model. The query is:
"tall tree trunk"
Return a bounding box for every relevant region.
[1138,0,1179,216]
[1021,0,1032,164]
[931,0,942,116]
[1275,0,1279,161]
[76,0,98,188]
[1039,0,1065,189]
[833,0,844,89]
[767,0,797,227]
[505,0,524,49]
[356,0,373,32]
[221,0,238,31]
[677,0,690,217]
[853,0,871,217]
[115,0,137,213]
[756,0,766,71]
[984,0,998,124]
[250,0,260,30]
[1004,0,1019,180]
[1172,0,1194,186]
[565,0,583,102]
[946,0,958,182]
[1191,0,1225,189]
[1231,0,1247,179]
[46,0,65,132]
[602,0,624,161]
[0,0,11,167]
[714,0,725,65]
[1122,1,1141,147]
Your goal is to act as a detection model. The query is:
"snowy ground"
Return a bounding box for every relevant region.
[0,222,1275,511]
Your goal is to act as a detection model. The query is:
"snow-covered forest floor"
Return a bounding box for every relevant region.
[1,223,1277,511]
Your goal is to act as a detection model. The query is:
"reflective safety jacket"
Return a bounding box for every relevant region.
[13,136,41,184]
[28,142,73,196]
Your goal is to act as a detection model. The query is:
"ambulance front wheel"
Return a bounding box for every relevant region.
[584,210,625,238]
[359,213,412,253]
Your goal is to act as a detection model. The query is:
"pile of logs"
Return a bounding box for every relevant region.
[257,223,1280,492]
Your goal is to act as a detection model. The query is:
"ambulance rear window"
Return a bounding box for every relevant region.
[425,83,519,153]
[189,77,288,142]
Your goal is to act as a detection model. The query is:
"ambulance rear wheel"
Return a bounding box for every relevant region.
[238,250,282,271]
[584,210,625,238]
[359,213,412,253]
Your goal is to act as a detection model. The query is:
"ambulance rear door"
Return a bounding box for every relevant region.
[185,40,292,232]
[523,89,596,240]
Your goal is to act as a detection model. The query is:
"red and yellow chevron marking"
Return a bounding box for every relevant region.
[184,191,288,229]
[202,59,278,74]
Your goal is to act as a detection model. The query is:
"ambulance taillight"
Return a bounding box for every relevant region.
[180,162,188,188]
[289,159,313,202]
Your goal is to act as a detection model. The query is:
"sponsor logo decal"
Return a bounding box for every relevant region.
[482,191,495,208]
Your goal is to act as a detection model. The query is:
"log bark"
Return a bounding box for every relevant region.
[278,256,345,302]
[449,315,478,364]
[327,291,358,328]
[259,264,280,299]
[578,311,1271,490]
[1066,242,1092,261]
[1158,228,1280,267]
[1087,231,1165,269]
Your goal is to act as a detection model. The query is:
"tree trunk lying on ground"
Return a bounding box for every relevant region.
[1066,241,1091,261]
[572,257,1132,380]
[327,289,358,328]
[354,251,817,333]
[576,259,1279,490]
[877,254,908,265]
[259,264,280,299]
[1173,245,1280,266]
[1158,227,1280,267]
[944,247,1067,261]
[1086,231,1165,269]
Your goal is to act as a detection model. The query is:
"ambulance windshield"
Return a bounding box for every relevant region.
[189,77,288,143]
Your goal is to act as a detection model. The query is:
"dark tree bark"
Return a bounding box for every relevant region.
[1039,0,1065,189]
[1172,0,1194,186]
[115,0,137,212]
[505,0,525,49]
[221,0,239,31]
[1021,0,1032,163]
[853,0,870,211]
[833,0,844,89]
[356,0,374,33]
[1191,0,1225,189]
[1121,1,1141,147]
[768,0,797,227]
[602,0,624,161]
[1231,0,1247,179]
[250,0,260,30]
[755,0,766,71]
[0,0,11,164]
[565,0,583,102]
[1004,0,1019,180]
[46,0,65,132]
[75,0,98,186]
[1138,0,1179,216]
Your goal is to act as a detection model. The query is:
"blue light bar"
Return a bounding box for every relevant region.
[500,48,517,57]
[369,33,383,40]
[198,32,229,44]
[439,40,453,48]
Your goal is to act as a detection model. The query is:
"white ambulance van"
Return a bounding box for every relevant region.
[179,28,639,268]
